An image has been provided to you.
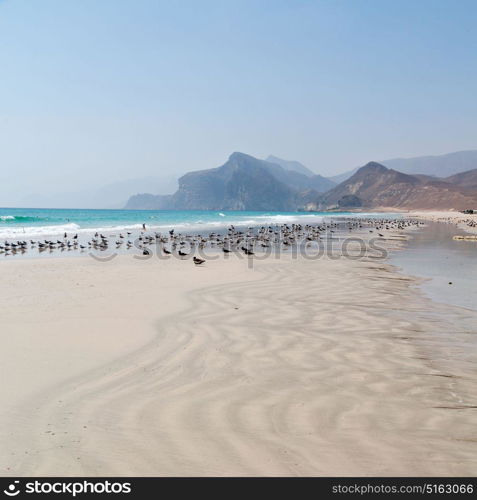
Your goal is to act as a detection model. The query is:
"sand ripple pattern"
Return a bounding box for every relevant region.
[11,257,477,476]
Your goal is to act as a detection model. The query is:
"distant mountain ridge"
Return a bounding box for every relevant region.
[125,193,172,210]
[327,150,477,184]
[265,155,336,192]
[382,150,477,177]
[124,150,477,212]
[321,162,477,210]
[265,155,315,177]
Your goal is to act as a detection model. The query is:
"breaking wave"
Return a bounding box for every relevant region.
[0,215,52,223]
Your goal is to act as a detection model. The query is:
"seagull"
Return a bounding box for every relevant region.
[193,256,205,265]
[241,247,254,255]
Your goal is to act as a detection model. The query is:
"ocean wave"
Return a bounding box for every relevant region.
[0,223,81,239]
[0,215,51,223]
[143,215,327,232]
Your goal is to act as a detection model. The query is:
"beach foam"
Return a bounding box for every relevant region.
[0,223,81,239]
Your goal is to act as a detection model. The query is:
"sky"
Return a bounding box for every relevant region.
[0,0,476,206]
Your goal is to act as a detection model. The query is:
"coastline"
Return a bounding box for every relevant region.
[389,220,477,312]
[1,223,476,476]
[408,210,477,235]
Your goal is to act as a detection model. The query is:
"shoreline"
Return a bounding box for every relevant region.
[407,210,477,235]
[389,221,477,312]
[1,222,476,476]
[0,213,404,261]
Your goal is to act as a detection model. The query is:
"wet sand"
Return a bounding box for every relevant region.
[391,222,477,311]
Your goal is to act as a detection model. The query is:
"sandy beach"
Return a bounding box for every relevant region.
[1,221,476,477]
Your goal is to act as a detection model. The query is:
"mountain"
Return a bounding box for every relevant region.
[124,193,172,210]
[321,162,477,210]
[382,150,477,178]
[266,155,336,192]
[265,155,336,192]
[124,152,335,210]
[261,160,335,193]
[326,150,477,185]
[327,168,359,185]
[168,152,297,210]
[123,152,477,211]
[266,155,315,177]
[444,168,477,190]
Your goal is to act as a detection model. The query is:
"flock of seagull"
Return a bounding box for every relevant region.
[0,218,423,263]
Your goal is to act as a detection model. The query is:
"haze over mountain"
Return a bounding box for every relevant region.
[5,149,477,210]
[382,150,477,178]
[125,153,334,211]
[125,153,336,210]
[19,175,179,209]
[327,169,360,185]
[328,150,477,185]
[265,156,316,177]
[125,150,477,212]
[265,156,336,192]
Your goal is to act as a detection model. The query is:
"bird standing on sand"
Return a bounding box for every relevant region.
[193,256,205,265]
[241,246,254,255]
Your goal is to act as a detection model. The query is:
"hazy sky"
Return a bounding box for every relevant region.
[1,0,476,205]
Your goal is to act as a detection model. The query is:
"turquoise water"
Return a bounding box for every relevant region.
[0,207,395,239]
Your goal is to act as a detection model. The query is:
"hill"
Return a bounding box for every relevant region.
[321,162,477,210]
[444,168,477,190]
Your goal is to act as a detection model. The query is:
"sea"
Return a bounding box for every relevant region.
[0,207,393,240]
